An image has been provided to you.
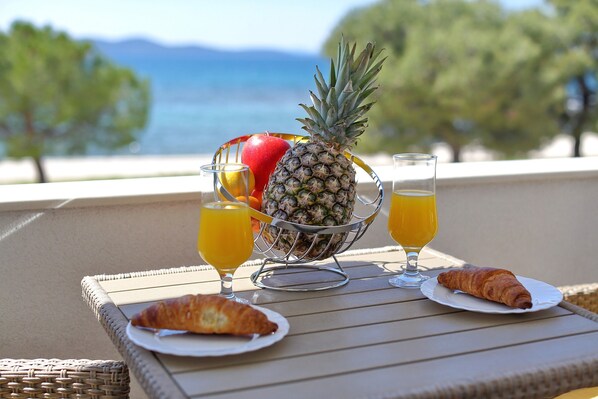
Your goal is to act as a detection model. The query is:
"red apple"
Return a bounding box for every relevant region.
[241,134,291,191]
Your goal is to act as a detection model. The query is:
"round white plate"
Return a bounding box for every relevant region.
[126,305,289,357]
[420,276,563,314]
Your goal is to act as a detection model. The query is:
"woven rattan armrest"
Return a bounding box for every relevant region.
[559,283,598,320]
[0,358,129,399]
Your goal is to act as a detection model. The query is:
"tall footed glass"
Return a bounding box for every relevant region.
[388,154,438,289]
[198,163,253,303]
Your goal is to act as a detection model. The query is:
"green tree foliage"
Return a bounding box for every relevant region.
[323,0,569,161]
[0,21,150,182]
[548,0,598,157]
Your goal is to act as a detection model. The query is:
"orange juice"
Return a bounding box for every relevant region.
[197,201,253,275]
[388,190,437,253]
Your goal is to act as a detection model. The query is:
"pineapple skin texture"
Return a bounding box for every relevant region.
[262,140,356,259]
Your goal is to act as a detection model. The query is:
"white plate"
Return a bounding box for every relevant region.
[126,305,289,357]
[420,276,563,314]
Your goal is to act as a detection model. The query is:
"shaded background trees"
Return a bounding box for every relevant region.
[323,0,598,161]
[0,22,150,182]
[549,0,598,157]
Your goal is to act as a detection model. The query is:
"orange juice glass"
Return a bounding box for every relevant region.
[198,164,253,303]
[388,154,438,289]
[198,202,253,275]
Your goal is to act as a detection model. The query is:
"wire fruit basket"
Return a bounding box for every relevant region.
[212,133,384,291]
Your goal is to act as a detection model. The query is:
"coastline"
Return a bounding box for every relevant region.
[0,154,214,184]
[1,133,597,184]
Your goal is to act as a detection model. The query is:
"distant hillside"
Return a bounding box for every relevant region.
[89,38,314,61]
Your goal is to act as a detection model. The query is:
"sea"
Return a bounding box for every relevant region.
[94,42,327,156]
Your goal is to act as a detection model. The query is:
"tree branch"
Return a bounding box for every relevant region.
[0,121,12,136]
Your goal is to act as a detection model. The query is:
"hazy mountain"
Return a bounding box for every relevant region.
[89,38,315,60]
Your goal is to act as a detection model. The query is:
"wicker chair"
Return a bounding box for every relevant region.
[0,359,129,399]
[560,283,598,315]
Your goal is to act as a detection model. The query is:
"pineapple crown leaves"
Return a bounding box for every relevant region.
[297,36,386,151]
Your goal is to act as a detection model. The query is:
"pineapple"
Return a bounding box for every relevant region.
[262,37,385,259]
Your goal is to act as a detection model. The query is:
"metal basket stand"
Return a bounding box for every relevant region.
[250,256,348,292]
[213,133,384,292]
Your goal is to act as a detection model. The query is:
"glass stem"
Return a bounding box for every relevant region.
[219,273,234,299]
[404,251,420,276]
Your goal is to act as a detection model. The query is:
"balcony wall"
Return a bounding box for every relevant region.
[0,157,597,363]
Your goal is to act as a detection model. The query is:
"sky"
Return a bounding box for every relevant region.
[0,0,545,54]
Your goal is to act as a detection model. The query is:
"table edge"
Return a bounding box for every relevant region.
[81,275,187,399]
[385,354,598,399]
[559,300,598,322]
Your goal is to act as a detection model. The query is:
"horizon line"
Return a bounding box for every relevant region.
[84,35,324,57]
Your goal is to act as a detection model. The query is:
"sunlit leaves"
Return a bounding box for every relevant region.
[0,21,150,180]
[322,0,595,160]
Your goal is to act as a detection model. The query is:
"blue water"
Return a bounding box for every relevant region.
[107,54,327,155]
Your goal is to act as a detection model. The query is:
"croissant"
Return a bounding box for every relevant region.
[437,267,532,309]
[131,294,278,336]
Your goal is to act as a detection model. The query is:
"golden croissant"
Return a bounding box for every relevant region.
[131,294,278,335]
[437,267,532,309]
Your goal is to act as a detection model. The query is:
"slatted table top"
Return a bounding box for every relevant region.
[82,246,598,399]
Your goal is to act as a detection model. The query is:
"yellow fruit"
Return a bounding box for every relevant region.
[221,169,255,197]
[236,195,262,233]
